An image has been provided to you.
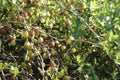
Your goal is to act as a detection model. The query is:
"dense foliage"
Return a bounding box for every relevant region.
[0,0,120,80]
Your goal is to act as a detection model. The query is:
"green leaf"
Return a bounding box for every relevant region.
[57,69,64,78]
[9,66,19,75]
[98,20,104,27]
[47,67,54,76]
[3,62,8,69]
[90,1,101,10]
[0,62,8,72]
[108,30,113,41]
[2,0,6,5]
[91,12,100,16]
[89,74,99,80]
[99,40,108,47]
[74,19,85,39]
[75,55,82,63]
[0,63,3,71]
[108,31,119,41]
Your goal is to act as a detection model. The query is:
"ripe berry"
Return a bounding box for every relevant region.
[38,37,44,43]
[6,23,12,30]
[8,35,15,41]
[66,3,71,10]
[65,19,72,27]
[0,28,7,34]
[32,26,39,33]
[24,12,28,17]
[27,0,31,4]
[29,29,35,38]
[24,12,29,19]
[49,60,56,67]
[53,67,58,73]
[18,16,23,22]
[49,41,55,47]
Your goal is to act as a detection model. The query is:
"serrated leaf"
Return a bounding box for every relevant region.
[90,1,101,10]
[57,69,64,78]
[9,66,19,75]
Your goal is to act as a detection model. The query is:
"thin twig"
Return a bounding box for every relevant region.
[0,39,1,52]
[54,0,101,41]
[38,50,45,78]
[2,71,6,80]
[79,39,102,48]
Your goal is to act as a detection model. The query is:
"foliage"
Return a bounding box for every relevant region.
[0,0,120,80]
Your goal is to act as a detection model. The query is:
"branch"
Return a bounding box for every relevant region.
[2,71,6,80]
[68,10,101,41]
[0,39,1,52]
[54,0,101,41]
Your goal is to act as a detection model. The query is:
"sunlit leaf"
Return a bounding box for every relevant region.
[57,69,64,78]
[12,0,16,4]
[0,63,3,71]
[90,1,101,10]
[9,66,19,75]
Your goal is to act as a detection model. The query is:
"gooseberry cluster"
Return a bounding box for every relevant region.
[0,0,81,79]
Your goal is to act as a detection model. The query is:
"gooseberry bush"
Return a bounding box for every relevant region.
[0,0,120,80]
